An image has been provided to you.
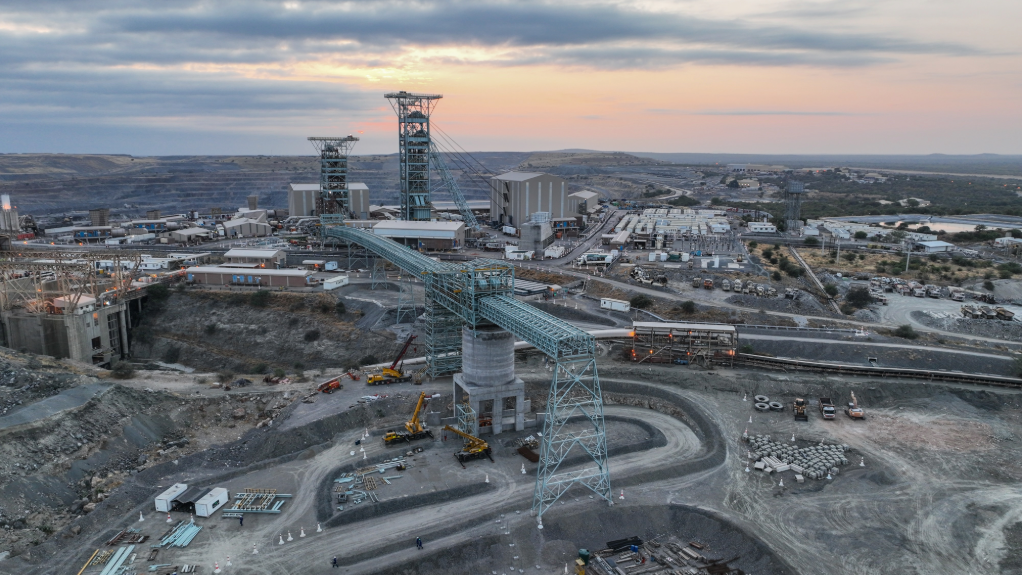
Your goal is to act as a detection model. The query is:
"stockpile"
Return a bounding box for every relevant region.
[745,435,850,481]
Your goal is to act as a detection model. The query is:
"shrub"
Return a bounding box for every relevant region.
[109,361,136,379]
[984,280,995,291]
[771,271,782,281]
[784,267,804,278]
[747,241,758,249]
[845,287,873,308]
[824,284,838,297]
[804,236,820,246]
[680,300,696,314]
[252,363,269,374]
[273,368,287,378]
[250,290,271,308]
[304,329,321,342]
[840,303,856,315]
[335,301,346,315]
[854,231,867,240]
[761,249,774,259]
[204,323,217,335]
[842,252,857,263]
[739,344,756,354]
[629,295,653,309]
[147,283,170,303]
[893,324,919,339]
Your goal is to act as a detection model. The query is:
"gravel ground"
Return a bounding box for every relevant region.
[727,293,838,318]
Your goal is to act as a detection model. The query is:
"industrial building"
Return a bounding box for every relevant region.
[608,209,731,249]
[490,172,581,227]
[348,183,371,220]
[372,220,466,250]
[223,248,286,268]
[917,240,956,253]
[630,321,737,366]
[288,183,319,217]
[220,217,272,238]
[184,266,312,287]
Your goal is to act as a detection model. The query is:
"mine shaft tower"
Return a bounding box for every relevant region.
[321,224,610,521]
[308,136,359,217]
[385,92,440,222]
[784,179,805,234]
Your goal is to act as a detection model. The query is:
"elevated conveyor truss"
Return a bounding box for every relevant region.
[429,148,482,230]
[320,224,612,519]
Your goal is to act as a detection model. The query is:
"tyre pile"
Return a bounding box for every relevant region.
[745,434,851,481]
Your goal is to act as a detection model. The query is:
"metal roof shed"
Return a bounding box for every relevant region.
[172,486,211,513]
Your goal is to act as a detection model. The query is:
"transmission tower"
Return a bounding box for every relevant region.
[385,92,441,221]
[308,136,359,217]
[784,179,805,234]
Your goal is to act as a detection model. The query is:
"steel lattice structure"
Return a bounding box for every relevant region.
[385,92,441,221]
[430,149,482,230]
[784,180,805,234]
[308,136,359,217]
[321,225,612,519]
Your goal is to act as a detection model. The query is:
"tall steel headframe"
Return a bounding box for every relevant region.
[784,179,805,234]
[308,136,359,217]
[384,91,442,221]
[321,224,612,519]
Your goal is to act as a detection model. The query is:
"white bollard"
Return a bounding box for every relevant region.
[139,511,145,522]
[485,474,489,483]
[190,514,194,524]
[300,527,306,538]
[363,451,367,460]
[253,544,258,554]
[748,416,752,424]
[791,433,795,442]
[778,479,784,488]
[317,523,323,533]
[287,531,293,542]
[743,393,747,401]
[521,464,526,475]
[827,472,832,480]
[167,514,173,524]
[226,557,232,566]
[279,534,285,545]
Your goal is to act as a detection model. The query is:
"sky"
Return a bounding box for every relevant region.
[1,0,1020,156]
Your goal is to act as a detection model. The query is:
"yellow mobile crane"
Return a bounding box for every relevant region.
[441,425,493,467]
[367,335,416,385]
[384,392,434,445]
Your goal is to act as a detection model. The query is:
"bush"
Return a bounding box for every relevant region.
[845,287,873,308]
[893,324,919,339]
[824,284,838,297]
[162,346,181,364]
[771,271,782,281]
[319,301,333,313]
[147,283,170,303]
[252,363,269,374]
[273,368,287,378]
[250,290,271,308]
[803,236,820,246]
[842,252,857,263]
[784,267,804,278]
[853,231,867,240]
[840,303,856,315]
[984,280,995,291]
[761,249,774,259]
[629,295,653,309]
[358,354,379,366]
[304,329,321,342]
[109,361,135,379]
[217,371,234,383]
[747,241,758,249]
[739,344,756,354]
[335,301,346,315]
[680,300,696,314]
[204,323,217,335]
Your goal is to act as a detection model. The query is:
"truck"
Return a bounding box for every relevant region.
[819,398,836,420]
[600,298,630,312]
[703,278,714,290]
[692,277,701,288]
[722,279,731,292]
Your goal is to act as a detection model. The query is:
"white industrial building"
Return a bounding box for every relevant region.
[490,172,582,227]
[372,220,466,250]
[608,209,731,249]
[289,183,319,217]
[917,240,956,253]
[220,218,272,238]
[224,248,286,268]
[747,222,777,233]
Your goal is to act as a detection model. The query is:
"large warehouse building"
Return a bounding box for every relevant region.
[289,182,370,218]
[184,267,312,287]
[490,172,582,227]
[371,220,466,250]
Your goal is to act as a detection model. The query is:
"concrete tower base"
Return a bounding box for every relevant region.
[453,325,527,435]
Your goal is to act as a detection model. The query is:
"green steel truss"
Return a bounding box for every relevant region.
[308,137,358,216]
[321,223,612,519]
[429,148,482,230]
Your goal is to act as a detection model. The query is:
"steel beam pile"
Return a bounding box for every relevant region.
[159,521,202,548]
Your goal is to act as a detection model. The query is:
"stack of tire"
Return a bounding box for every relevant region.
[752,395,784,412]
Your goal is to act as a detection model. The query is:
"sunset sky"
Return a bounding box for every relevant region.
[1,0,1020,156]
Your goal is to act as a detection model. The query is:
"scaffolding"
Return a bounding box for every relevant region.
[394,268,418,325]
[322,224,612,520]
[455,402,478,437]
[308,136,359,217]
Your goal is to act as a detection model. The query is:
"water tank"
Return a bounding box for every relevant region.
[461,326,515,387]
[111,228,127,237]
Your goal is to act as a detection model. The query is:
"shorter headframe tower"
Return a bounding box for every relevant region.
[308,136,359,217]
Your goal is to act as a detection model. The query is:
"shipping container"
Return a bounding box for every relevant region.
[194,487,229,517]
[155,484,188,512]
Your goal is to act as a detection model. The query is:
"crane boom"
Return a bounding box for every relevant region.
[441,425,487,451]
[406,392,428,434]
[391,334,417,369]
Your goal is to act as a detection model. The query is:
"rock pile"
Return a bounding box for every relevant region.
[744,435,850,481]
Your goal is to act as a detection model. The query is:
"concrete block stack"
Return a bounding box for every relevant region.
[744,435,850,481]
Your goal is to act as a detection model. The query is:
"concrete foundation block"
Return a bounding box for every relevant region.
[754,461,765,471]
[795,474,804,484]
[774,464,790,473]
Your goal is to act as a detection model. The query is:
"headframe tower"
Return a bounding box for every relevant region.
[784,179,805,234]
[384,91,442,221]
[308,136,359,217]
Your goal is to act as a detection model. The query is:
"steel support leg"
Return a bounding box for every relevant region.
[532,355,612,520]
[424,291,463,378]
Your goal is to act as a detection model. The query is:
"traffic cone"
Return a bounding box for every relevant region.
[279,534,284,545]
[791,433,795,442]
[139,511,145,522]
[618,490,624,500]
[363,451,367,460]
[317,523,322,533]
[827,472,832,480]
[745,463,750,473]
[860,458,865,467]
[190,513,194,524]
[485,474,489,484]
[214,561,221,573]
[300,527,306,538]
[253,544,258,554]
[521,463,526,475]
[287,531,293,542]
[778,479,784,488]
[226,557,232,566]
[743,393,747,401]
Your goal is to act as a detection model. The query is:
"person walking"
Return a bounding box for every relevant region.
[332,556,338,568]
[239,515,243,527]
[416,537,422,550]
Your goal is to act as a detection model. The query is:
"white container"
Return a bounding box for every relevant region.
[659,252,668,262]
[600,298,631,312]
[323,275,349,291]
[155,483,188,512]
[324,261,338,271]
[194,487,229,517]
[648,252,656,262]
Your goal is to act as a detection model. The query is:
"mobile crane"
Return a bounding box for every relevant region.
[441,425,493,467]
[367,334,416,385]
[846,391,865,420]
[384,392,434,445]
